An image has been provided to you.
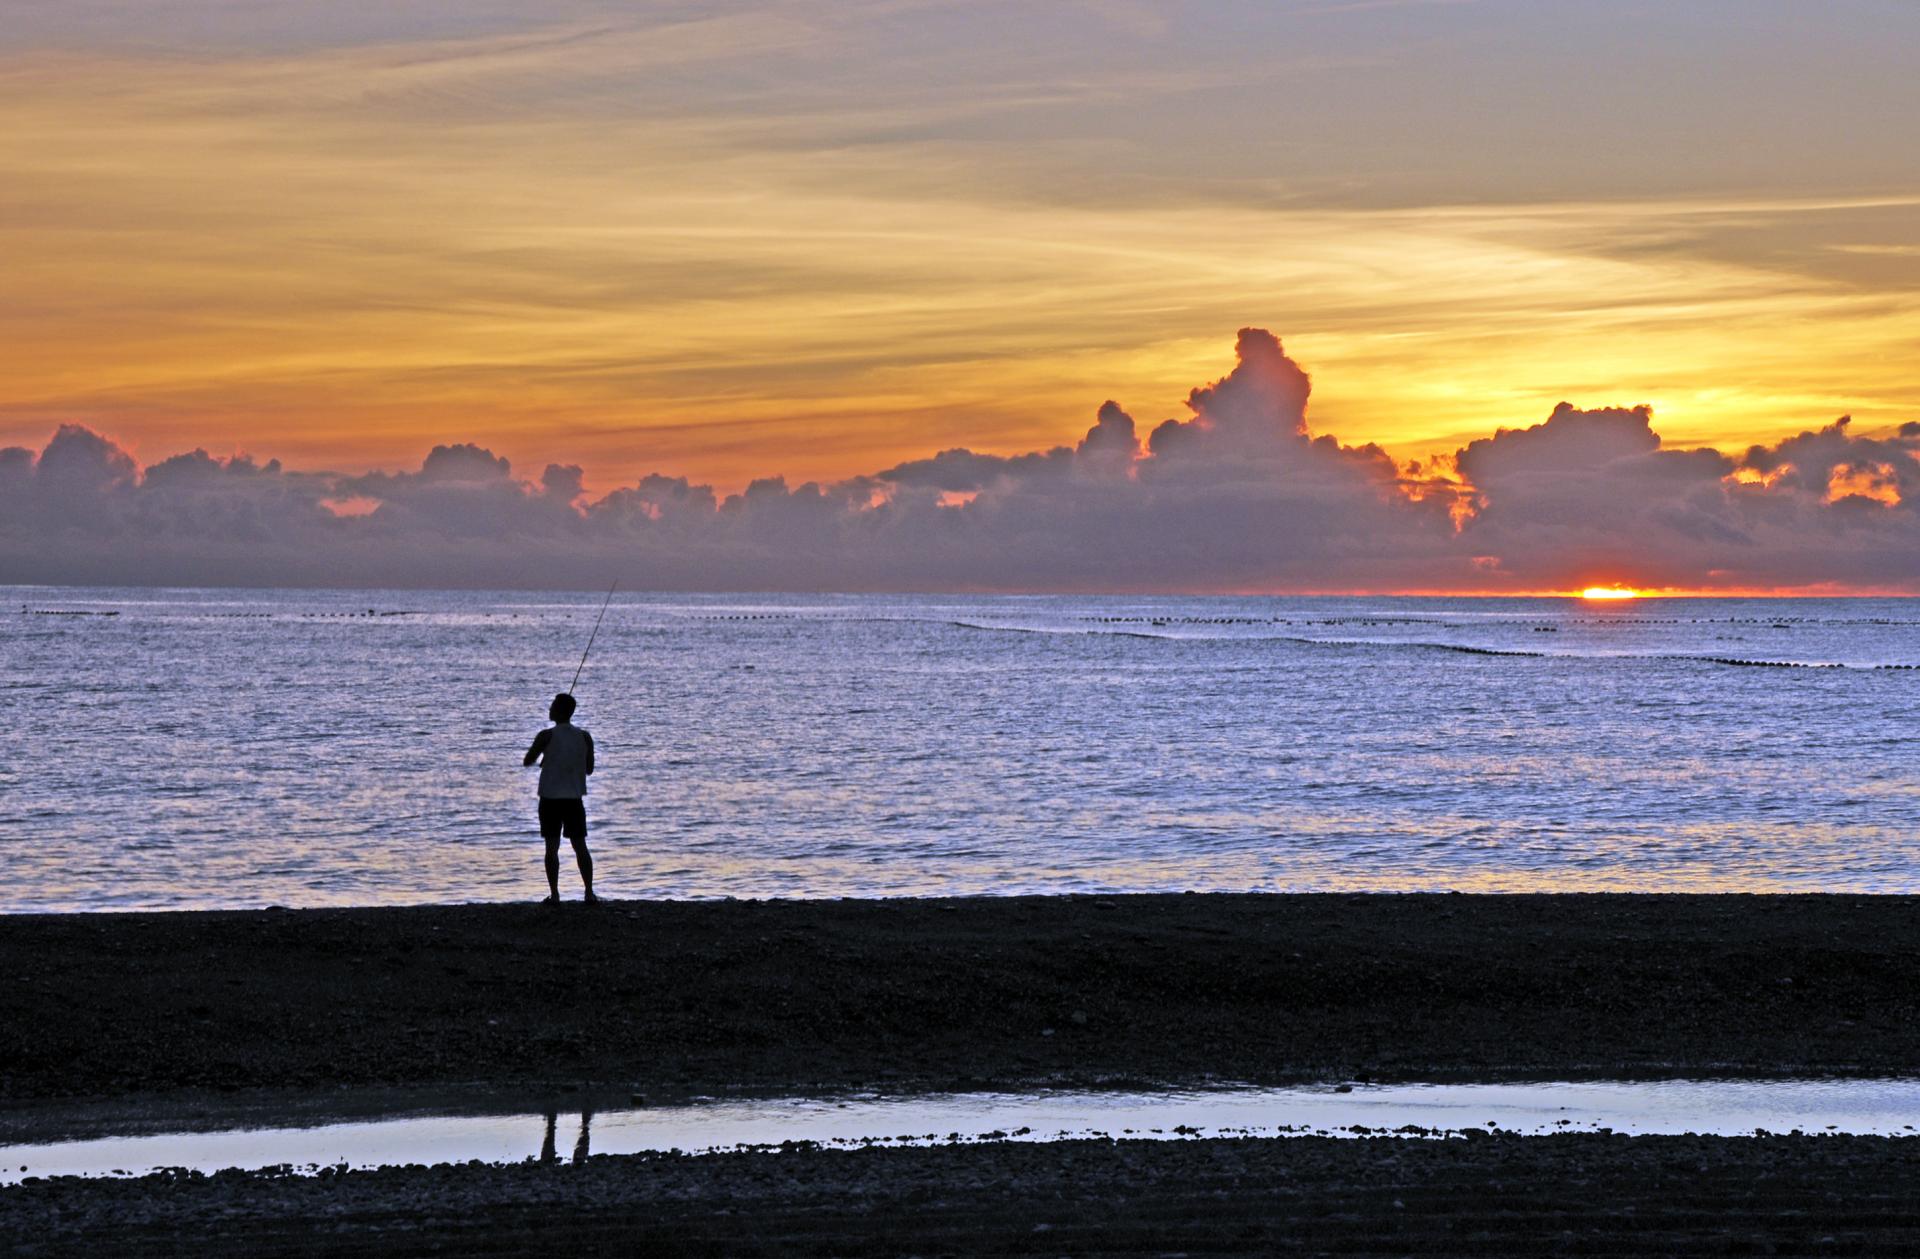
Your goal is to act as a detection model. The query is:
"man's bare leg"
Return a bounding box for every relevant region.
[544,836,561,903]
[571,835,597,903]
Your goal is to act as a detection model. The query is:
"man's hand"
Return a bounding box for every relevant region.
[524,728,552,767]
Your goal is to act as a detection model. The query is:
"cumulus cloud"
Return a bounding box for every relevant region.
[3,330,1917,592]
[1449,402,1920,590]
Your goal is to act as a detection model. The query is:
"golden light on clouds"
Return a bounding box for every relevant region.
[2,5,1918,497]
[1827,462,1902,507]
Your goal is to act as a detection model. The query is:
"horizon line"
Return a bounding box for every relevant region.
[6,581,1916,600]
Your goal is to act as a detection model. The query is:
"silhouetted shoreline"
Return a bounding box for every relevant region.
[5,893,1918,1104]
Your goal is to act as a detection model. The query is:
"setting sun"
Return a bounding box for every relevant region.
[1580,587,1643,600]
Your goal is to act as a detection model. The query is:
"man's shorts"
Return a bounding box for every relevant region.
[538,797,588,842]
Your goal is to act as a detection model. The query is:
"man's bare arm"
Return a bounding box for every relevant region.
[523,728,552,767]
[583,730,595,776]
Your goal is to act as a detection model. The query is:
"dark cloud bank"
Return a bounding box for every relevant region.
[4,330,1918,592]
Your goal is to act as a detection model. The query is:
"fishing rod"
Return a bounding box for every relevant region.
[568,581,618,695]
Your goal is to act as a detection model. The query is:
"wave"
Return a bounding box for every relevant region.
[934,618,1919,670]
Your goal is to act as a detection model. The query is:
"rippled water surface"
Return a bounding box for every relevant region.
[2,588,1916,910]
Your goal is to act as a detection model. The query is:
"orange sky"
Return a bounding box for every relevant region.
[2,2,1918,494]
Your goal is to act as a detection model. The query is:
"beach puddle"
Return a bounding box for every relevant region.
[4,1078,1918,1183]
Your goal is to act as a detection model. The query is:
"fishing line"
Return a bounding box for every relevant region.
[568,581,618,695]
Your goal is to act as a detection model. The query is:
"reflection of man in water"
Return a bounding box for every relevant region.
[524,692,597,904]
[541,1107,593,1164]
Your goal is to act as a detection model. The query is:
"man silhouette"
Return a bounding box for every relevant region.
[524,692,597,904]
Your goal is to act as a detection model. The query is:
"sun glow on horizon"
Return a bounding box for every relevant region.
[1580,586,1644,600]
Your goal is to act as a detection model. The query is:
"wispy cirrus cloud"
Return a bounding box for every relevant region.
[2,1,1919,494]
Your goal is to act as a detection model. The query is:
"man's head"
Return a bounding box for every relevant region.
[549,693,577,723]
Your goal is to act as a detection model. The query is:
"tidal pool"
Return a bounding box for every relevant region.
[5,1078,1918,1183]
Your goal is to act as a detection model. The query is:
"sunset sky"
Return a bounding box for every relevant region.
[3,2,1918,592]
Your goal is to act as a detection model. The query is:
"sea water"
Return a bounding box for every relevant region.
[1,589,1915,911]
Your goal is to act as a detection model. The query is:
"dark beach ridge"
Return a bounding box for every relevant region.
[5,893,1920,1103]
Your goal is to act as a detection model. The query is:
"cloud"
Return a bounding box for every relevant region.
[1453,403,1919,590]
[3,330,1917,592]
[1148,326,1314,457]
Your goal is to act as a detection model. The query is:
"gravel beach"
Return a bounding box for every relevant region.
[7,893,1920,1254]
[4,893,1919,1103]
[8,1133,1920,1256]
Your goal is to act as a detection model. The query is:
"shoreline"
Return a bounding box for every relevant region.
[6,893,1920,1106]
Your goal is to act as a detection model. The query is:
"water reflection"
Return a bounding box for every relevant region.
[539,1107,592,1165]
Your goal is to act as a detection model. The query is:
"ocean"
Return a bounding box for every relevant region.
[2,588,1916,912]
